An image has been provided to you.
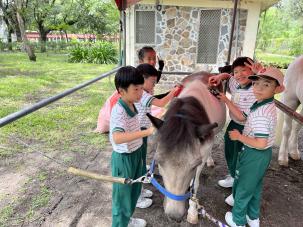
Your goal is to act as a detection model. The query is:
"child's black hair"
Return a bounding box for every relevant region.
[232,57,254,71]
[115,66,144,91]
[218,65,232,74]
[138,46,156,61]
[136,63,158,79]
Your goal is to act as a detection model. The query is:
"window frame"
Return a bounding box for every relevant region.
[135,9,156,45]
[196,9,222,65]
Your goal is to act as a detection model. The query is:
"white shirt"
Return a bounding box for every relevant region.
[229,76,256,125]
[110,99,143,153]
[135,90,155,129]
[243,98,277,149]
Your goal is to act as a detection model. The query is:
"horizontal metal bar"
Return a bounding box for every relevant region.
[161,71,193,75]
[0,67,121,128]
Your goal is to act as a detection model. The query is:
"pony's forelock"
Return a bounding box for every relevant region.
[158,97,211,153]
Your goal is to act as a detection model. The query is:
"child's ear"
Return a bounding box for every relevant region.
[118,87,125,95]
[274,85,285,94]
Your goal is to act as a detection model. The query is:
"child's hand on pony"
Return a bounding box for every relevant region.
[208,73,230,86]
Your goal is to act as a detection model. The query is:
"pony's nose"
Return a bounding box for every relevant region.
[164,199,186,221]
[166,211,184,222]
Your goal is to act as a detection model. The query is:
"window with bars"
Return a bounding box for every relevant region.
[135,10,155,44]
[197,10,221,64]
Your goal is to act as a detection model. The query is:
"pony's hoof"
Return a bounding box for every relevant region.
[278,159,289,167]
[290,151,301,160]
[187,198,199,224]
[186,211,199,224]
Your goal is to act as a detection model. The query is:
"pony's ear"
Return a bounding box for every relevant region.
[146,113,164,129]
[196,122,218,139]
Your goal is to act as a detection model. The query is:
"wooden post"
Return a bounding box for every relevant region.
[68,167,130,184]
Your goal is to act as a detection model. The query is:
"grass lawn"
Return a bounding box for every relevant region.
[255,50,295,67]
[0,52,116,157]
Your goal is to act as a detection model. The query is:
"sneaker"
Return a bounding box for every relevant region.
[218,175,234,188]
[225,212,245,227]
[136,197,152,209]
[141,188,153,198]
[246,215,260,227]
[225,194,234,206]
[128,218,147,227]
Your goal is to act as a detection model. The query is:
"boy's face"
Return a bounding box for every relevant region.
[119,84,143,103]
[252,77,279,101]
[233,65,253,86]
[144,76,157,93]
[140,51,156,67]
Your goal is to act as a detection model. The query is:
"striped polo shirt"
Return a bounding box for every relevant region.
[243,97,277,149]
[110,98,143,153]
[135,90,155,129]
[229,76,256,125]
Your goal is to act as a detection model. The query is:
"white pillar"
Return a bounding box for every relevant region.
[242,2,261,58]
[126,6,136,66]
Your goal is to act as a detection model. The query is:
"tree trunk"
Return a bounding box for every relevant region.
[7,30,13,51]
[38,22,49,53]
[16,7,36,61]
[3,17,13,51]
[39,30,48,53]
[15,24,22,42]
[64,30,69,42]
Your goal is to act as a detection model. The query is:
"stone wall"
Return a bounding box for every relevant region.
[134,4,247,87]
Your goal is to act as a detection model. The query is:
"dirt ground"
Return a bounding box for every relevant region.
[0,129,302,227]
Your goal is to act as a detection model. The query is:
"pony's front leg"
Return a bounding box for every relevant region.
[278,113,292,166]
[278,96,298,166]
[289,108,303,160]
[187,163,206,224]
[187,140,213,224]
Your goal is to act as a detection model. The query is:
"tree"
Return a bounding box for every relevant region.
[257,1,303,56]
[283,0,303,19]
[71,0,119,36]
[30,0,57,52]
[13,0,36,61]
[0,0,22,50]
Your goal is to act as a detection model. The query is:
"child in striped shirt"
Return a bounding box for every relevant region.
[110,66,154,227]
[209,57,261,194]
[218,67,285,227]
[134,63,178,208]
[95,46,164,133]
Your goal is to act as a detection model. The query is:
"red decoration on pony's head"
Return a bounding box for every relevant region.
[174,84,184,97]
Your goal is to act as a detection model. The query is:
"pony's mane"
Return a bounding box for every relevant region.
[158,96,211,152]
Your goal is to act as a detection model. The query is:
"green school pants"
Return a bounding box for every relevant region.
[142,136,148,175]
[111,146,143,227]
[232,145,272,225]
[141,127,148,175]
[224,120,244,177]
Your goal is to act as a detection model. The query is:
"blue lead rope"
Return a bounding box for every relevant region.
[148,160,192,201]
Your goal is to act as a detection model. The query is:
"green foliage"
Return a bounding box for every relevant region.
[0,41,23,52]
[257,5,303,56]
[0,205,13,227]
[76,0,119,35]
[255,50,295,69]
[68,41,118,64]
[289,35,303,56]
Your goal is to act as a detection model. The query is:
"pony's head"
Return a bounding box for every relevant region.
[148,96,217,221]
